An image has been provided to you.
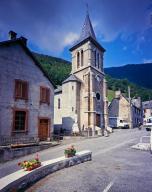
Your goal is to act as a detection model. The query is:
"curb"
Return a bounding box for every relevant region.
[0,150,92,192]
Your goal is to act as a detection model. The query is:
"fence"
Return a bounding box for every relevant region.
[0,135,39,146]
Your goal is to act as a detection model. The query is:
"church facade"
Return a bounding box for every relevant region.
[54,13,108,135]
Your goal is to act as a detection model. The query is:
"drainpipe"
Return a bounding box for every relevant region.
[128,86,133,129]
[150,130,152,153]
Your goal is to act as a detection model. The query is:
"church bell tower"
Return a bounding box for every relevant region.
[68,12,107,135]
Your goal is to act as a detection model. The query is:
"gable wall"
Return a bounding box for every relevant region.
[0,44,54,137]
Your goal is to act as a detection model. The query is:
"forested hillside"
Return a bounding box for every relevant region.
[33,52,152,101]
[34,52,71,86]
[106,75,152,101]
[105,63,152,89]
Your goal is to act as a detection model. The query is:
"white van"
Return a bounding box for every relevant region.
[109,117,129,129]
[144,116,152,131]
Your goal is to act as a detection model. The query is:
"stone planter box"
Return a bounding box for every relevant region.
[0,150,92,192]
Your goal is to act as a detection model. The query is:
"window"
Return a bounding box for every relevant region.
[13,110,27,132]
[97,53,100,68]
[101,54,103,70]
[40,86,50,104]
[81,50,84,67]
[72,107,74,111]
[58,98,61,109]
[77,52,80,68]
[72,86,74,90]
[96,92,101,101]
[15,80,28,100]
[94,50,96,67]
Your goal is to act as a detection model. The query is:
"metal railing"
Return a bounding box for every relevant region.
[0,129,101,146]
[0,135,38,146]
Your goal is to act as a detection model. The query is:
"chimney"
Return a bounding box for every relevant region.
[9,30,17,40]
[115,90,121,98]
[20,36,27,46]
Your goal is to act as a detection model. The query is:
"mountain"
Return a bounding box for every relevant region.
[33,52,152,101]
[105,63,152,90]
[106,75,152,101]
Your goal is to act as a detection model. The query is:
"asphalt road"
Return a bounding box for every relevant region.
[0,128,151,192]
[22,128,152,192]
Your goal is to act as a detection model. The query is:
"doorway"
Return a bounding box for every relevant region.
[38,118,50,140]
[96,114,100,127]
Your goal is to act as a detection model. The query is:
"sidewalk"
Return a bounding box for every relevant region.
[0,129,145,180]
[0,136,88,179]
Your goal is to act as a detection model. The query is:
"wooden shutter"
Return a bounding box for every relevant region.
[22,82,28,99]
[15,80,28,100]
[40,86,50,104]
[46,88,50,104]
[15,80,21,98]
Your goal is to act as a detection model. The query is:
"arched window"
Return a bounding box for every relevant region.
[101,54,103,70]
[81,50,84,67]
[97,53,100,68]
[94,50,96,67]
[58,98,61,109]
[96,92,101,101]
[77,52,80,68]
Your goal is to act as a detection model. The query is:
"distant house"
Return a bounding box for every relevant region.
[0,31,55,142]
[143,100,152,122]
[108,91,143,128]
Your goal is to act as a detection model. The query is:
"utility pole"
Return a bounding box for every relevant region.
[128,86,132,129]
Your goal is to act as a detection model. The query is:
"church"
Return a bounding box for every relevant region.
[54,13,108,136]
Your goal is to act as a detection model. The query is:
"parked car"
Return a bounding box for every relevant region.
[109,117,129,129]
[144,116,152,131]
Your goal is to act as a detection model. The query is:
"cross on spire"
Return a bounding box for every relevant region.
[86,3,89,14]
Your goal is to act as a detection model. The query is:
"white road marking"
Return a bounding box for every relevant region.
[103,181,114,192]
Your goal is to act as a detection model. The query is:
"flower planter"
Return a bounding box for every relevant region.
[65,154,75,158]
[18,154,41,172]
[25,163,41,171]
[64,145,76,158]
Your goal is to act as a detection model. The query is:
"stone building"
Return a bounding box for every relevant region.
[0,31,55,141]
[143,100,152,122]
[54,13,108,135]
[108,91,143,128]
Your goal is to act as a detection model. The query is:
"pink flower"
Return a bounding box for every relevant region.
[35,153,39,161]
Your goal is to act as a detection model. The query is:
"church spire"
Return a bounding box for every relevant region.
[79,11,96,41]
[70,9,105,52]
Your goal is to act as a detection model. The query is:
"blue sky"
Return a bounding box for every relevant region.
[0,0,152,67]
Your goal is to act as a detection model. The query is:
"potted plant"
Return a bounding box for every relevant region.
[64,145,76,158]
[18,154,41,171]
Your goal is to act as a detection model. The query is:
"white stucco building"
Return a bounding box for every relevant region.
[0,31,55,142]
[54,13,108,135]
[143,100,152,123]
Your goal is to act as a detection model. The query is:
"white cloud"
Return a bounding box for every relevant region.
[143,58,152,63]
[63,32,79,46]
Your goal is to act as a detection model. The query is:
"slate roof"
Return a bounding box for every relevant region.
[0,38,56,88]
[55,86,62,94]
[69,13,105,52]
[79,13,96,41]
[62,74,81,84]
[142,100,152,109]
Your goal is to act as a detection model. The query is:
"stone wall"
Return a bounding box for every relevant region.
[0,150,92,192]
[0,143,55,162]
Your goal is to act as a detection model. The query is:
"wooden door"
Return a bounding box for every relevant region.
[96,114,100,127]
[38,119,49,140]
